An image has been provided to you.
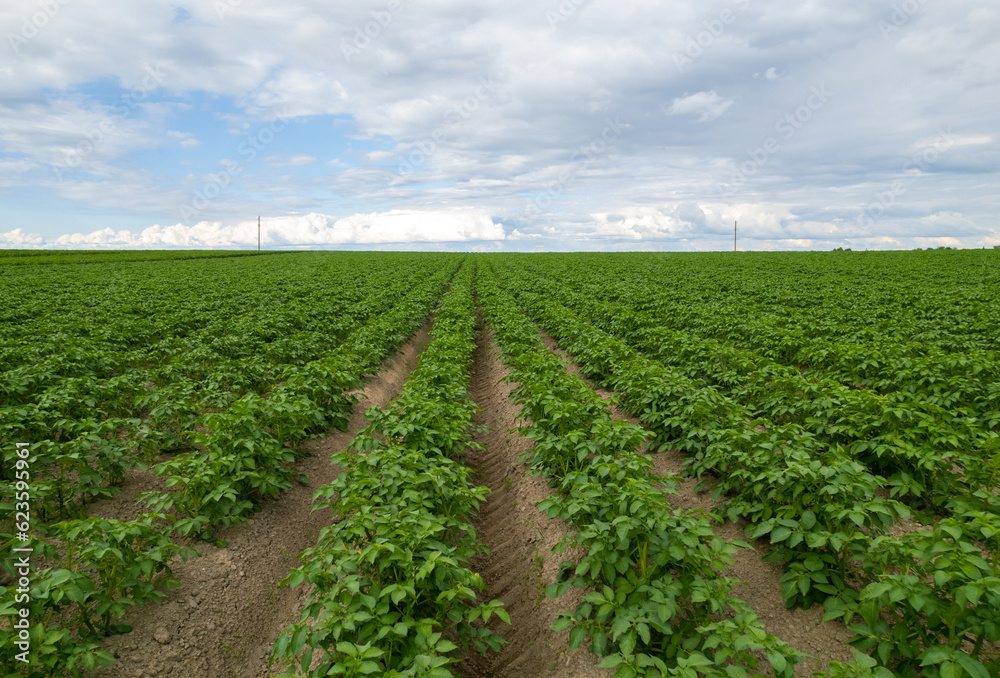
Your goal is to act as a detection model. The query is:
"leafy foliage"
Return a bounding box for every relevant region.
[271,265,509,677]
[479,264,803,677]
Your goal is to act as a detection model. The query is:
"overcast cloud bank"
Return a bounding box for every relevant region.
[1,0,997,250]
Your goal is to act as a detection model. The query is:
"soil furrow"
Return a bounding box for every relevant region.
[456,319,611,678]
[89,323,433,678]
[538,332,857,676]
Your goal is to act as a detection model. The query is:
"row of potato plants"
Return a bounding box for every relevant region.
[625,302,999,416]
[270,265,510,677]
[0,248,272,266]
[556,261,1000,433]
[1,253,397,404]
[1,255,451,442]
[477,264,806,678]
[132,260,444,458]
[545,255,1000,426]
[0,255,460,676]
[522,251,999,354]
[140,262,458,540]
[0,255,451,532]
[510,261,1000,557]
[0,511,201,676]
[489,264,1000,678]
[543,253,992,368]
[512,261,995,514]
[0,252,457,388]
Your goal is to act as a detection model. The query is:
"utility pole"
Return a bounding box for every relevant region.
[734,220,737,251]
[258,216,261,251]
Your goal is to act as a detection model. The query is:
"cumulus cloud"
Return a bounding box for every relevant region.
[2,209,505,248]
[666,91,734,122]
[0,228,45,247]
[168,131,200,148]
[265,154,319,167]
[0,0,997,250]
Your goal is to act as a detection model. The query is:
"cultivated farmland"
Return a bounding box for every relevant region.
[1,250,998,678]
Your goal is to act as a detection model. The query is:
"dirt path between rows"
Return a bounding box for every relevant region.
[456,319,611,678]
[88,323,433,678]
[78,316,855,678]
[538,333,857,676]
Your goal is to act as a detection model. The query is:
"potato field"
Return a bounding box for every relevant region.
[2,249,998,678]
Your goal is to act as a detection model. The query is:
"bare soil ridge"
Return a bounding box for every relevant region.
[456,320,611,678]
[89,324,432,678]
[80,314,861,678]
[538,332,857,677]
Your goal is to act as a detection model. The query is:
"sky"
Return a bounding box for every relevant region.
[0,0,998,251]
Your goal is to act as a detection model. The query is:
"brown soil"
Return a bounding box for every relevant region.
[48,314,980,678]
[456,321,611,678]
[88,323,432,678]
[539,333,858,676]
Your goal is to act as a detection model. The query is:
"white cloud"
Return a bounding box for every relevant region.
[168,131,199,148]
[2,208,505,248]
[666,90,734,122]
[0,228,45,247]
[264,154,319,167]
[0,0,997,250]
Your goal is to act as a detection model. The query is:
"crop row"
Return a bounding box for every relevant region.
[1,255,461,676]
[488,262,1000,678]
[548,259,1000,428]
[270,264,509,677]
[139,261,457,540]
[0,256,458,533]
[519,252,1000,354]
[509,261,997,513]
[0,249,273,267]
[1,510,200,676]
[477,263,805,678]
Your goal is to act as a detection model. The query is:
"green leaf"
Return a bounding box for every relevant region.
[921,646,953,666]
[553,616,574,632]
[954,653,990,678]
[686,653,713,667]
[767,651,787,674]
[770,527,791,543]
